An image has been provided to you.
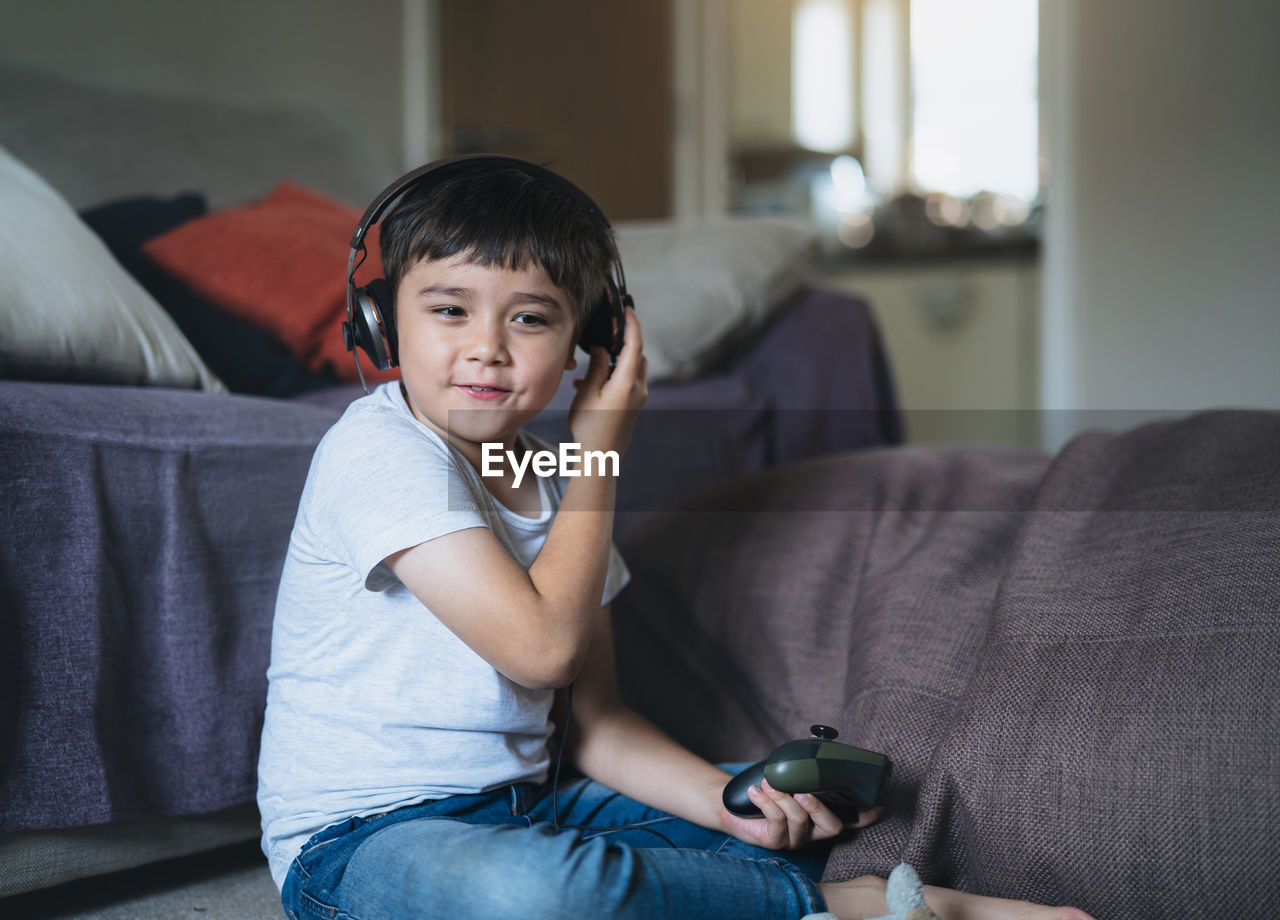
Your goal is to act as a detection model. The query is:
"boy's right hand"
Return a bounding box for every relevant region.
[568,305,647,458]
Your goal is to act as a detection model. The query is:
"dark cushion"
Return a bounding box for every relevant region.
[79,194,337,396]
[137,182,397,386]
[614,409,1280,920]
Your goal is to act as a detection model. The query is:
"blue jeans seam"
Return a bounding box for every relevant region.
[767,857,825,914]
[291,856,312,881]
[298,888,340,919]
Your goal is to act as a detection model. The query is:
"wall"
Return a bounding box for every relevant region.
[0,0,408,172]
[1041,0,1280,445]
[727,0,793,148]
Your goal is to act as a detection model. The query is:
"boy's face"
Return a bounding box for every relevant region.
[394,253,578,458]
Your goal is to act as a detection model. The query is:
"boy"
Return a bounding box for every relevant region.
[258,161,1092,920]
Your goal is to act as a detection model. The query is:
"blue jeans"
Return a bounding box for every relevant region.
[280,763,833,919]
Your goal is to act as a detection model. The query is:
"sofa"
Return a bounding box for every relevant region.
[613,409,1280,920]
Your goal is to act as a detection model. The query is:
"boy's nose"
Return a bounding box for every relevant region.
[464,320,509,363]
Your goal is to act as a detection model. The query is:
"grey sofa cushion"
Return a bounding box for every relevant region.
[614,410,1280,920]
[0,145,224,391]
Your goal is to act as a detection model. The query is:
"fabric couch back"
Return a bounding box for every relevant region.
[614,410,1280,920]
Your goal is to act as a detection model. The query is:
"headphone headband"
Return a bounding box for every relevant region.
[349,154,614,251]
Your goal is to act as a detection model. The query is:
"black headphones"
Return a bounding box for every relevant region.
[342,154,633,392]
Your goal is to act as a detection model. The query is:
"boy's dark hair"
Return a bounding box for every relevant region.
[379,166,619,337]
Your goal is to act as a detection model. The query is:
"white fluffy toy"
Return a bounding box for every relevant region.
[803,863,943,920]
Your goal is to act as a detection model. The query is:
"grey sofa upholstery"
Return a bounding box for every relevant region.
[613,409,1280,920]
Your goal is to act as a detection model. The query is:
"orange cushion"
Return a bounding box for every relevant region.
[142,181,399,384]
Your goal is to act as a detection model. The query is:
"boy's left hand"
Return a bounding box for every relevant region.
[719,777,882,851]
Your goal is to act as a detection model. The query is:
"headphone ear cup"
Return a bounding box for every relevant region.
[352,278,398,370]
[576,281,628,357]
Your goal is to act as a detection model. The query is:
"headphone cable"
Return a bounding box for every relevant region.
[550,682,678,848]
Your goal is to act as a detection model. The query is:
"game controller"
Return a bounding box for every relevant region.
[722,725,891,822]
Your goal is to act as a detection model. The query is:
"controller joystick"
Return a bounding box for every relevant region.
[722,727,891,822]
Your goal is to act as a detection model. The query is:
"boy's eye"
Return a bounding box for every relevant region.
[513,313,548,327]
[433,306,465,318]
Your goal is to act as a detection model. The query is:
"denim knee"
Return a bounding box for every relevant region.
[338,816,823,920]
[342,819,610,920]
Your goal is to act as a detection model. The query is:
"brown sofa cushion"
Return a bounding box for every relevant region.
[614,410,1280,920]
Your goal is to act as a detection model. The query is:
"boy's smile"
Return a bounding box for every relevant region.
[394,253,579,470]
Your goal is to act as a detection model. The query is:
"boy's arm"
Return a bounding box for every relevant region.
[386,476,615,690]
[560,604,881,850]
[389,308,646,692]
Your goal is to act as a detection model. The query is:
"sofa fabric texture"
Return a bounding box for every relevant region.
[613,409,1280,920]
[0,383,338,832]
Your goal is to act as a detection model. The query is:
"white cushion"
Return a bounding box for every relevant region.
[0,145,223,391]
[614,216,818,380]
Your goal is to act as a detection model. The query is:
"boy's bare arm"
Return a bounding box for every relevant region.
[386,483,613,689]
[557,604,735,828]
[388,308,646,691]
[561,605,878,848]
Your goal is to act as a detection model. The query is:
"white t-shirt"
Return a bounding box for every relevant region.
[257,382,630,890]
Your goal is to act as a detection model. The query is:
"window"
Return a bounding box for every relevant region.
[910,0,1039,203]
[730,0,1040,238]
[792,0,855,153]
